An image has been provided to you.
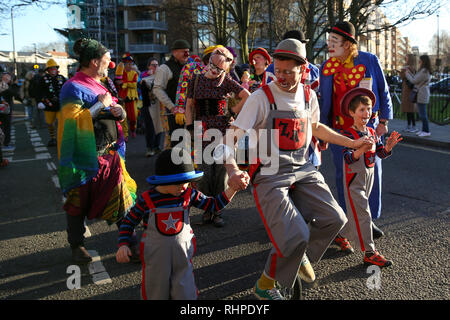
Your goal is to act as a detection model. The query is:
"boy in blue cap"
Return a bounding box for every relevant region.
[116,147,247,299]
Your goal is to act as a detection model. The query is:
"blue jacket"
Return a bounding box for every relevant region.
[319,51,393,127]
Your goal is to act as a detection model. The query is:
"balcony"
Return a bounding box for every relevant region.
[128,43,168,53]
[127,20,168,31]
[125,0,163,6]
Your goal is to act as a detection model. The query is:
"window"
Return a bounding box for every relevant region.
[198,5,209,23]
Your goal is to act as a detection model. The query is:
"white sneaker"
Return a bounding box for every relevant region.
[415,130,423,136]
[409,127,419,133]
[418,131,431,137]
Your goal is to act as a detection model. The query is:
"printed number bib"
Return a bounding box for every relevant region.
[273,117,308,151]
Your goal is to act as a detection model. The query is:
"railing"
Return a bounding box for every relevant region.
[127,20,168,30]
[128,43,168,53]
[390,81,450,125]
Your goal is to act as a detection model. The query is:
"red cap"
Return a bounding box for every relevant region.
[340,87,376,117]
[249,47,272,65]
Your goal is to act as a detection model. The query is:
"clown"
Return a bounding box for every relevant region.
[248,47,276,92]
[117,53,139,139]
[37,58,66,146]
[319,21,393,247]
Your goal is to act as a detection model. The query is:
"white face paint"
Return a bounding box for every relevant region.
[326,33,346,58]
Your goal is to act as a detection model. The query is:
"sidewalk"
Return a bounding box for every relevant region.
[388,118,450,150]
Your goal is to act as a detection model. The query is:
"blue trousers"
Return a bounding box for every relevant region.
[416,103,429,133]
[330,143,383,220]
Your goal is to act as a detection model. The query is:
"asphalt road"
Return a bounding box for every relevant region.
[0,118,449,301]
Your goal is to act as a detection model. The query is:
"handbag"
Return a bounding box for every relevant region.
[409,88,418,103]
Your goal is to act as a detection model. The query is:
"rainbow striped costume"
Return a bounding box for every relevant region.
[58,71,137,224]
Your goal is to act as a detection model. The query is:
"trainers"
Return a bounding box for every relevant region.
[335,236,355,254]
[298,254,316,283]
[145,149,155,157]
[253,282,285,300]
[212,214,225,228]
[418,131,431,137]
[71,246,92,264]
[47,138,57,147]
[409,127,419,133]
[364,250,392,268]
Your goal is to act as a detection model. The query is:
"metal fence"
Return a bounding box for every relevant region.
[389,75,450,125]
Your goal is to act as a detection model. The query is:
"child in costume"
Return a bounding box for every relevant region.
[116,148,244,299]
[338,87,402,267]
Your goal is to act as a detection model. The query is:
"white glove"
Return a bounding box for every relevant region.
[37,102,46,110]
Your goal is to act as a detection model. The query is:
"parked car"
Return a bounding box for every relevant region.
[429,77,449,94]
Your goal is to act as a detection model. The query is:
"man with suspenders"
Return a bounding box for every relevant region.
[215,39,372,299]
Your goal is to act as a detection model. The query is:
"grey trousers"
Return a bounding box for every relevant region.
[253,162,347,288]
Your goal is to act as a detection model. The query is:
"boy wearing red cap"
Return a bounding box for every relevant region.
[338,87,401,267]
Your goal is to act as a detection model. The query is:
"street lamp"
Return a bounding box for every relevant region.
[10,3,29,76]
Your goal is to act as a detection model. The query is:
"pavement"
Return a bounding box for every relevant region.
[388,118,450,150]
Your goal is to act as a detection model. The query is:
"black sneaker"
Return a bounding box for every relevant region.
[72,246,92,264]
[212,214,225,228]
[47,138,57,147]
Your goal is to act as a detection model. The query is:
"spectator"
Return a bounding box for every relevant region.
[405,55,432,137]
[400,54,418,133]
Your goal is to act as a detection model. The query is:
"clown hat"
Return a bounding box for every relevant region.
[249,47,272,65]
[340,87,376,117]
[45,59,59,70]
[327,21,358,44]
[146,148,203,186]
[121,52,134,63]
[115,62,124,80]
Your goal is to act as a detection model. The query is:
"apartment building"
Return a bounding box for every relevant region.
[66,0,195,69]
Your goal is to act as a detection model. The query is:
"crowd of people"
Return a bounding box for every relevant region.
[2,20,424,301]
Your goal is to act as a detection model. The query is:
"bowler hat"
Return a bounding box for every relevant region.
[272,39,307,64]
[146,148,203,186]
[327,21,358,44]
[171,39,191,50]
[249,47,272,65]
[340,87,376,117]
[282,30,309,43]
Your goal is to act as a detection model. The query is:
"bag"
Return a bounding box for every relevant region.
[409,88,418,103]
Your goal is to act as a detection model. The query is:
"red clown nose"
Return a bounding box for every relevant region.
[109,61,116,69]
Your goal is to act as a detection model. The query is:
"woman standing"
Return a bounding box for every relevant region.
[185,47,250,227]
[405,55,432,137]
[399,54,417,132]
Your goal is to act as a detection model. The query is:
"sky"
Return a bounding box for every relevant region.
[0,2,448,54]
